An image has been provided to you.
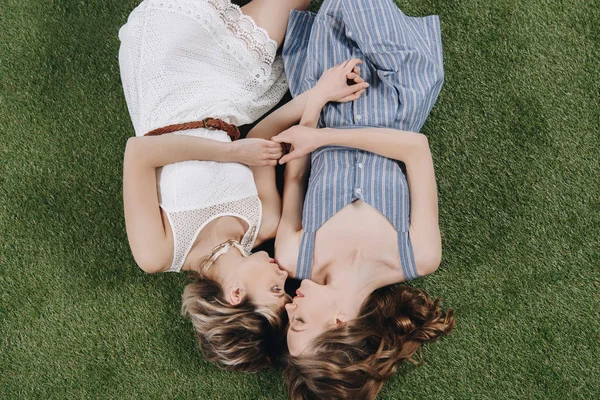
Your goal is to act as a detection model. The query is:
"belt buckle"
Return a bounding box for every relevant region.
[202,117,217,131]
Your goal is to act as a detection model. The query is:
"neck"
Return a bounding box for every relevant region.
[205,244,245,282]
[325,250,399,319]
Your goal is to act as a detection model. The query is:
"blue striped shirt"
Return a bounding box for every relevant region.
[282,0,444,280]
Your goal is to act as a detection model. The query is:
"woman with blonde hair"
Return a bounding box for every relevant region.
[118,0,370,371]
[273,0,454,396]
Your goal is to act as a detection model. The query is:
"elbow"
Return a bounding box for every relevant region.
[135,258,167,274]
[125,137,137,152]
[414,245,442,277]
[414,133,429,151]
[274,244,296,275]
[131,248,169,274]
[124,137,141,161]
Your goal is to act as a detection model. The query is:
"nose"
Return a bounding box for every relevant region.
[285,302,296,314]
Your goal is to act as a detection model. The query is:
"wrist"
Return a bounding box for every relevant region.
[222,141,237,163]
[306,87,329,107]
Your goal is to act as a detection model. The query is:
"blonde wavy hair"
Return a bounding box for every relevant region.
[182,272,288,372]
[284,285,455,399]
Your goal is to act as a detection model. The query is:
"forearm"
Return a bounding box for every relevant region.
[277,166,308,234]
[320,127,427,163]
[246,91,317,238]
[317,127,440,271]
[299,93,326,128]
[248,89,316,140]
[320,127,436,219]
[251,165,281,241]
[126,135,233,168]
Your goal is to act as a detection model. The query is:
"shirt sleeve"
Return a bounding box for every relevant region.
[340,0,442,72]
[340,0,445,132]
[281,10,317,97]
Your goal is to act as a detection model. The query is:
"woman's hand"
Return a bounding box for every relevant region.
[231,138,283,166]
[311,59,369,104]
[272,126,326,164]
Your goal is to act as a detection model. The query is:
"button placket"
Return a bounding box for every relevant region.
[351,47,361,125]
[354,153,363,199]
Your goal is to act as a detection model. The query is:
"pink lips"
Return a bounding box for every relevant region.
[296,289,304,297]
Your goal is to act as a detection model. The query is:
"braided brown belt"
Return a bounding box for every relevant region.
[144,117,241,141]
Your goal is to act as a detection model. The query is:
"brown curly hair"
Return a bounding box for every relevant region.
[182,273,289,372]
[283,284,455,399]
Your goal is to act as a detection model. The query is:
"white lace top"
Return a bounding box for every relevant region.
[118,0,288,272]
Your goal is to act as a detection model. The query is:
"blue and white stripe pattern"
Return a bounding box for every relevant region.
[282,0,444,280]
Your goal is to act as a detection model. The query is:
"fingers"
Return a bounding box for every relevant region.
[279,152,297,165]
[345,82,369,95]
[338,88,367,103]
[253,140,282,165]
[350,88,366,100]
[265,140,282,148]
[338,58,362,72]
[260,159,279,167]
[266,143,283,156]
[343,58,363,73]
[271,133,288,143]
[260,154,281,166]
[268,146,283,154]
[346,72,365,84]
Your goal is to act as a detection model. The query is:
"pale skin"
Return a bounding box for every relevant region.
[272,60,442,355]
[122,0,369,309]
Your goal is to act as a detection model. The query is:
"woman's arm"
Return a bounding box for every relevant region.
[273,154,310,276]
[272,92,326,274]
[271,97,322,274]
[274,59,369,274]
[247,89,320,242]
[123,135,282,273]
[274,126,441,276]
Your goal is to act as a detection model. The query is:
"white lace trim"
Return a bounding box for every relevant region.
[146,0,278,77]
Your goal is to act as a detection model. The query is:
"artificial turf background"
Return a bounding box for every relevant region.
[1,0,598,398]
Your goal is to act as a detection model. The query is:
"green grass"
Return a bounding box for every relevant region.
[1,0,599,398]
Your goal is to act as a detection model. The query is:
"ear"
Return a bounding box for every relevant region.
[335,314,348,326]
[228,285,244,306]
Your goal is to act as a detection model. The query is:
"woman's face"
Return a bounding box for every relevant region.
[239,251,290,309]
[285,279,340,356]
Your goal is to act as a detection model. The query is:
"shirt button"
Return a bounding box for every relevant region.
[357,163,363,169]
[356,115,362,121]
[355,188,362,195]
[347,31,353,37]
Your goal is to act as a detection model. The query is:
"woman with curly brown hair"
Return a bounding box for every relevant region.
[272,0,455,396]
